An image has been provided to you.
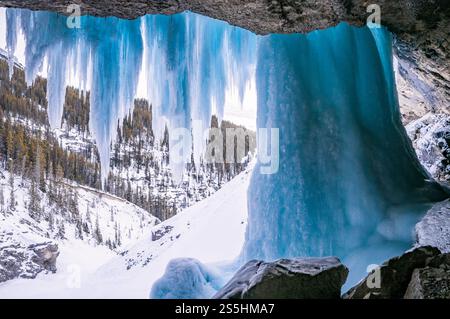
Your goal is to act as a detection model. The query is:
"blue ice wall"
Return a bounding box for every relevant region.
[242,24,448,268]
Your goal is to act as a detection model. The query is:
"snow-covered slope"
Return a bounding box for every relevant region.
[0,167,159,287]
[0,170,159,248]
[0,162,252,298]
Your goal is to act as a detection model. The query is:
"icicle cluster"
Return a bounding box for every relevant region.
[5,9,256,182]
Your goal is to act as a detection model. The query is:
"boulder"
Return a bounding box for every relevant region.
[30,243,59,273]
[343,246,441,299]
[415,199,450,253]
[213,257,348,299]
[0,242,59,283]
[404,266,450,299]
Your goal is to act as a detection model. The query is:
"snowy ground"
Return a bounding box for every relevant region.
[0,163,252,298]
[0,171,159,253]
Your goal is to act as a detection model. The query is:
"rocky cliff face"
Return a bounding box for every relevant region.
[0,242,59,283]
[1,1,448,111]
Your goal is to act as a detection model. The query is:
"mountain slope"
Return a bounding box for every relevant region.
[0,162,252,298]
[0,167,160,286]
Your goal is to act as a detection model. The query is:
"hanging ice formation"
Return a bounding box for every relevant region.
[5,9,449,283]
[5,9,256,181]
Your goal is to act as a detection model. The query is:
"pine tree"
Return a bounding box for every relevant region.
[20,156,26,186]
[47,168,57,204]
[48,210,55,233]
[29,145,42,220]
[56,221,65,240]
[114,221,121,247]
[82,221,90,234]
[126,180,132,201]
[37,144,46,193]
[0,184,5,215]
[6,128,14,164]
[8,159,15,212]
[94,213,103,245]
[68,188,79,222]
[15,126,27,175]
[85,204,92,225]
[75,218,83,240]
[29,177,40,220]
[171,200,177,217]
[55,163,64,183]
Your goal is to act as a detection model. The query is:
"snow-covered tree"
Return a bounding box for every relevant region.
[29,145,42,220]
[75,218,84,240]
[94,213,103,245]
[56,221,66,240]
[8,159,15,212]
[0,184,5,215]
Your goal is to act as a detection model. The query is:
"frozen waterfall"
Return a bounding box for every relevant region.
[242,23,448,286]
[4,9,448,287]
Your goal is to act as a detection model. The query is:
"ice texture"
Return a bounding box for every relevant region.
[149,258,223,299]
[243,23,448,277]
[5,9,256,182]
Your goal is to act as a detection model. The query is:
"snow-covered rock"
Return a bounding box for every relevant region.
[406,113,450,181]
[415,199,450,253]
[0,242,59,283]
[213,257,348,299]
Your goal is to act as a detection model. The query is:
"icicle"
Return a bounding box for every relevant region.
[5,9,143,183]
[141,13,257,178]
[86,16,143,184]
[5,9,18,79]
[46,41,68,129]
[5,8,256,183]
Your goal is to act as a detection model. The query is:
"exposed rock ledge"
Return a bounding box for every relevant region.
[0,1,449,112]
[0,242,59,283]
[343,246,441,299]
[344,246,450,299]
[0,1,446,36]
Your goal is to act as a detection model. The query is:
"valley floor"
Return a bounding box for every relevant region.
[0,163,252,298]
